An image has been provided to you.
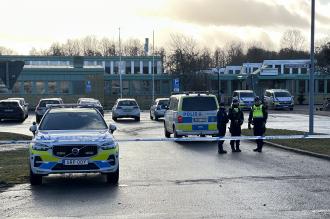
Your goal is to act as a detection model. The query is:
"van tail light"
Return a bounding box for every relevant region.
[177,115,183,123]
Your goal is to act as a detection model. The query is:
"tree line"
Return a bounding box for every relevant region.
[0,30,329,79]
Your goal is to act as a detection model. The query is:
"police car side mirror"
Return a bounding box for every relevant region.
[109,124,117,134]
[30,122,37,136]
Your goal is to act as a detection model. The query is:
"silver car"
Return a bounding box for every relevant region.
[112,99,140,121]
[264,89,294,110]
[150,98,169,121]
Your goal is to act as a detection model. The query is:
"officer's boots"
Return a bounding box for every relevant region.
[235,142,241,153]
[218,143,227,154]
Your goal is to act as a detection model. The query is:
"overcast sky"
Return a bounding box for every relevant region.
[0,0,329,54]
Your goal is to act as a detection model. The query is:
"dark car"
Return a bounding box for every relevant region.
[150,98,169,121]
[77,98,104,116]
[0,99,27,122]
[35,98,63,123]
[7,97,29,119]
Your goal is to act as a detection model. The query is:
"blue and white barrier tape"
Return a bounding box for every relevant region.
[0,134,330,145]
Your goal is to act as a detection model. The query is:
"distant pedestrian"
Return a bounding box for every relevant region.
[248,96,268,152]
[217,103,229,154]
[220,90,225,105]
[228,98,244,152]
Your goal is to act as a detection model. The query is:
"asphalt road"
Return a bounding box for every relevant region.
[0,112,330,218]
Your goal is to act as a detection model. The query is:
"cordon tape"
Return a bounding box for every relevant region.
[1,134,330,145]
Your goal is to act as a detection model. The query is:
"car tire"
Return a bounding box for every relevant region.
[164,124,171,138]
[112,117,117,122]
[150,112,153,120]
[155,116,159,121]
[290,108,293,111]
[30,168,42,185]
[106,167,119,185]
[173,126,182,139]
[135,117,140,122]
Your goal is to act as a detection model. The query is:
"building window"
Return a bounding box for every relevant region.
[228,70,233,74]
[235,70,240,74]
[292,68,298,74]
[24,81,33,94]
[143,61,149,74]
[60,81,70,94]
[0,80,9,93]
[284,67,290,74]
[132,80,151,94]
[162,80,170,94]
[72,81,85,94]
[301,68,307,74]
[275,65,281,73]
[104,81,111,95]
[299,80,306,93]
[48,81,57,94]
[318,80,324,93]
[327,80,330,94]
[35,81,46,94]
[12,82,21,94]
[111,80,120,95]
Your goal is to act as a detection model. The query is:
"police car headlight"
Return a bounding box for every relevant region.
[32,143,51,151]
[100,140,117,150]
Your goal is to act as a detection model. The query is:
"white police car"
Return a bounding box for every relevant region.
[29,105,119,185]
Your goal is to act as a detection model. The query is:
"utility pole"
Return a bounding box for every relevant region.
[152,30,155,102]
[309,0,315,134]
[119,27,123,99]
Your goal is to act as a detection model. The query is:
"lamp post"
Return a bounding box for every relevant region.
[119,27,123,99]
[309,0,315,134]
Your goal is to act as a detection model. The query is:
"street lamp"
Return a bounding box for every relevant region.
[309,0,315,134]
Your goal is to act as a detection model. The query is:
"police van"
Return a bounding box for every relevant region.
[164,92,219,138]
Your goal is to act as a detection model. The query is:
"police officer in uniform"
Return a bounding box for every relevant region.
[248,96,268,152]
[217,103,229,154]
[228,98,244,152]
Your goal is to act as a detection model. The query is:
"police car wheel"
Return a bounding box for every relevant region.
[106,167,119,185]
[135,117,140,122]
[150,112,153,120]
[36,116,41,124]
[112,117,118,122]
[164,126,171,138]
[155,116,159,121]
[290,108,293,111]
[30,168,42,185]
[173,127,182,138]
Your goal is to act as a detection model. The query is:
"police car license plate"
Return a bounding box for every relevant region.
[194,118,207,122]
[63,159,88,165]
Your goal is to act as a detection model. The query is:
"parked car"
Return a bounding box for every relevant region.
[164,92,219,138]
[150,98,169,121]
[7,97,29,119]
[77,98,104,116]
[112,99,140,121]
[232,90,255,110]
[321,97,330,111]
[264,89,294,110]
[0,99,27,122]
[35,98,63,123]
[29,105,118,185]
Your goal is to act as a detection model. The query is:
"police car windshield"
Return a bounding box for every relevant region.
[182,97,217,111]
[39,110,107,130]
[275,92,291,97]
[118,100,137,106]
[240,93,254,98]
[39,100,61,107]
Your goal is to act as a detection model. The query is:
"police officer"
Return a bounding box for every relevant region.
[228,98,244,152]
[217,103,229,154]
[248,96,268,152]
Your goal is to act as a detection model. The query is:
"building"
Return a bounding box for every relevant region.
[205,59,330,104]
[0,55,172,109]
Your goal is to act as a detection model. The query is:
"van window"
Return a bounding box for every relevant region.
[274,92,291,97]
[182,97,217,111]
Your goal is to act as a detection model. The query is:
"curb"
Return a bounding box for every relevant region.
[264,140,330,161]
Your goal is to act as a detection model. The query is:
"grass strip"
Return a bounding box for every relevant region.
[242,128,330,156]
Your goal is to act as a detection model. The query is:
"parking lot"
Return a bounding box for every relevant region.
[1,110,330,218]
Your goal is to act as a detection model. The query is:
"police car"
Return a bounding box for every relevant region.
[29,104,119,185]
[164,92,219,138]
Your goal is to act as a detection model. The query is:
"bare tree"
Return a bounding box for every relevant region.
[99,38,116,56]
[0,46,16,55]
[123,38,144,56]
[226,41,245,65]
[280,29,306,51]
[81,36,101,56]
[63,39,81,56]
[213,47,227,67]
